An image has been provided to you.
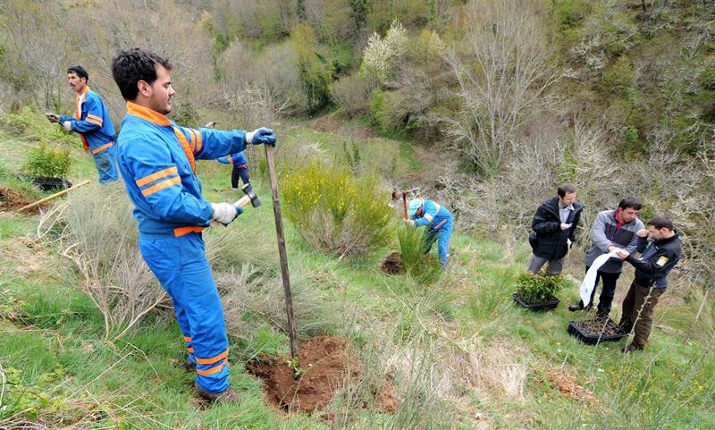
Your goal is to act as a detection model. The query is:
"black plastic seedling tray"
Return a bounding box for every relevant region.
[512,293,559,311]
[568,318,628,345]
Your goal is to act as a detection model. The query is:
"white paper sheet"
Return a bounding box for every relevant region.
[579,250,619,307]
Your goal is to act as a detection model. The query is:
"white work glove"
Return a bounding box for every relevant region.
[210,202,238,225]
[403,219,415,226]
[62,121,72,132]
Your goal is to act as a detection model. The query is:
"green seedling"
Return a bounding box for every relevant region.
[285,357,306,380]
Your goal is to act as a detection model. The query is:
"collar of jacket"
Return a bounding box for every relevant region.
[76,86,90,98]
[126,101,171,126]
[544,196,583,218]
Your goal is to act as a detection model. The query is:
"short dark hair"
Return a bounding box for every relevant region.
[67,66,88,82]
[618,197,642,211]
[647,215,674,230]
[557,183,576,198]
[111,48,172,101]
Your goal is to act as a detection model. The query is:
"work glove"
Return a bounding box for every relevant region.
[210,202,239,225]
[45,113,60,123]
[62,121,72,132]
[403,219,415,227]
[246,127,276,146]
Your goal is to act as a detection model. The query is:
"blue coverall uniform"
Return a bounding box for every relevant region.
[116,101,251,394]
[411,200,454,266]
[59,86,118,183]
[217,152,249,188]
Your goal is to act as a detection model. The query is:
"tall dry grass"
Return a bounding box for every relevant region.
[38,184,165,341]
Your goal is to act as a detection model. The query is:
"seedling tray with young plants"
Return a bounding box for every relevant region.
[567,318,628,345]
[512,272,568,312]
[512,293,559,311]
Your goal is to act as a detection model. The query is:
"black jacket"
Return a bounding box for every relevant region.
[530,196,584,260]
[626,232,681,288]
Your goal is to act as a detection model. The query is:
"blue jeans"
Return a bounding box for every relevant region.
[139,233,230,394]
[93,146,119,183]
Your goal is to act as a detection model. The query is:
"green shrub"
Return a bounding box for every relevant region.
[22,142,71,179]
[397,224,442,283]
[281,162,393,257]
[169,99,200,128]
[291,22,332,114]
[515,272,568,303]
[330,72,377,117]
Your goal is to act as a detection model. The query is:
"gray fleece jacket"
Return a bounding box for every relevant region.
[583,209,644,273]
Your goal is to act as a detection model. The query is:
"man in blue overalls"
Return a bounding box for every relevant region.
[111,48,276,404]
[46,66,119,183]
[405,198,454,267]
[217,151,250,189]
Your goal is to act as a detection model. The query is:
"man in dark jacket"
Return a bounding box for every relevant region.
[617,215,681,352]
[527,184,584,275]
[569,197,644,317]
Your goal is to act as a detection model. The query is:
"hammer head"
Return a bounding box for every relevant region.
[242,183,261,207]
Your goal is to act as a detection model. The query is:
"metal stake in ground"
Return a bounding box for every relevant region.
[264,143,299,359]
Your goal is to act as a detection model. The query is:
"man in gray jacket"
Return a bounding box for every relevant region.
[569,197,645,318]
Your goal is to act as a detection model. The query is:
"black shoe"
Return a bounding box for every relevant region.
[568,303,584,312]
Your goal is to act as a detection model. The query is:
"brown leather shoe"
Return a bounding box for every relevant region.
[194,384,242,404]
[622,343,643,354]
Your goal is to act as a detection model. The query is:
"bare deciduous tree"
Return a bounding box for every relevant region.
[443,0,558,177]
[0,0,69,110]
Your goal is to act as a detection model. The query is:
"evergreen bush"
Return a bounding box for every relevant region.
[515,272,568,304]
[397,224,442,283]
[281,162,393,257]
[22,142,71,179]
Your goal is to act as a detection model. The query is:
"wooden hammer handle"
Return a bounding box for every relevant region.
[233,195,251,208]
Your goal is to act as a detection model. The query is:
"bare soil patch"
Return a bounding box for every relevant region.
[0,187,44,214]
[546,371,599,405]
[246,336,397,413]
[380,252,404,275]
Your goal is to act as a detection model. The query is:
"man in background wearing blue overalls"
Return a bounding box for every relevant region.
[46,66,119,183]
[111,48,276,404]
[217,151,250,189]
[405,198,454,267]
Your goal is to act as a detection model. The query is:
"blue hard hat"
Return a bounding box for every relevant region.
[407,199,423,218]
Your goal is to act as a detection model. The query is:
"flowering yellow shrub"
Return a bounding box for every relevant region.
[282,162,393,256]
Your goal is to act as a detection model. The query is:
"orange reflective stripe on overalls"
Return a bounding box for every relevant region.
[172,127,196,174]
[184,336,194,353]
[195,348,229,375]
[91,142,113,154]
[75,87,90,151]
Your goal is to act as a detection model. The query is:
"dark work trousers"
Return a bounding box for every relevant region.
[230,166,250,189]
[585,266,621,313]
[619,280,666,349]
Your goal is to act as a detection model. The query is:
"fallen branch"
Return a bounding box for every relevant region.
[18,180,90,212]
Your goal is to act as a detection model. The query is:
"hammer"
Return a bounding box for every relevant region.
[232,183,261,209]
[397,187,420,220]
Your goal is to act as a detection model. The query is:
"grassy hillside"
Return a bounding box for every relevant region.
[0,110,712,429]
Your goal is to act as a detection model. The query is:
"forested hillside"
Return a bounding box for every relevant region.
[0,1,712,428]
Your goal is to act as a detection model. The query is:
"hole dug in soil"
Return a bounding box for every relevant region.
[246,336,397,413]
[0,187,45,214]
[380,251,404,275]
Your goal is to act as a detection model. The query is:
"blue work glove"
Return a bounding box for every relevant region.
[234,206,244,216]
[246,127,276,146]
